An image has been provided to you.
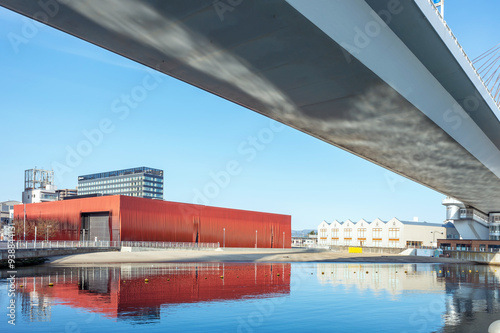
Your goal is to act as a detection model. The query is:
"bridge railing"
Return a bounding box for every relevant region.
[427,0,500,108]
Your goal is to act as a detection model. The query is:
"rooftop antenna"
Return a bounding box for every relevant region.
[433,0,444,18]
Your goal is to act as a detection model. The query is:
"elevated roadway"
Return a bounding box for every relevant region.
[2,0,500,217]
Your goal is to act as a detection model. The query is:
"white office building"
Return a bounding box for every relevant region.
[317,217,459,248]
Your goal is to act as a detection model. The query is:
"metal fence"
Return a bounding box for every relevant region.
[440,246,500,253]
[0,240,219,250]
[0,240,120,250]
[120,241,219,249]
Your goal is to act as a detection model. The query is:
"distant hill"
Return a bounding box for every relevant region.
[292,229,316,237]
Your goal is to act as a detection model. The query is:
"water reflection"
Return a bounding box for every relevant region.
[9,263,291,324]
[2,263,500,331]
[315,263,500,332]
[316,263,445,297]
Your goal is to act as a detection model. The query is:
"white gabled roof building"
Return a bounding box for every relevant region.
[317,217,459,248]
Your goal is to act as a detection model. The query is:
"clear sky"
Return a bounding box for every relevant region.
[1,1,499,230]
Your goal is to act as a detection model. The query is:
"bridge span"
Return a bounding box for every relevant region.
[2,0,500,237]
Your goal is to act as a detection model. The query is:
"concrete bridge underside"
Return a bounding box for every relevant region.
[2,0,500,214]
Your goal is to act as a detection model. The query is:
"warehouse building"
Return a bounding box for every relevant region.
[317,217,459,248]
[13,195,291,248]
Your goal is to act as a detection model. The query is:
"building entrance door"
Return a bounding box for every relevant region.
[81,212,110,241]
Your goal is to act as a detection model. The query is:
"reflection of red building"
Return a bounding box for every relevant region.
[13,196,291,248]
[16,264,291,320]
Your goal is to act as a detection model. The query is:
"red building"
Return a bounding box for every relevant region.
[13,195,291,248]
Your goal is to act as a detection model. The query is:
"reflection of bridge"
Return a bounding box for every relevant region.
[2,1,500,229]
[14,263,291,322]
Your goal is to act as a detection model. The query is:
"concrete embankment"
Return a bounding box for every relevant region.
[446,250,500,265]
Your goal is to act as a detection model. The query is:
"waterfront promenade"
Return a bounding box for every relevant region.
[47,248,471,265]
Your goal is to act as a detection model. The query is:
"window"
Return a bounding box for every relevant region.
[358,228,366,239]
[344,228,352,238]
[388,240,399,248]
[372,228,382,238]
[388,228,400,239]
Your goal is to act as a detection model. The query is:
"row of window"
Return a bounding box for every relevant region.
[79,183,163,192]
[79,189,163,196]
[320,228,399,239]
[79,176,163,186]
[327,239,401,248]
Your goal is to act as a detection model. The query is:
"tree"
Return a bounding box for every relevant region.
[12,218,58,240]
[308,230,317,235]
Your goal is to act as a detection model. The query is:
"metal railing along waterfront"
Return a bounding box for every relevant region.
[120,241,219,249]
[440,246,500,253]
[0,240,220,250]
[0,240,121,250]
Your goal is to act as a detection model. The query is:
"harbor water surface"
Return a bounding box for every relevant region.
[1,262,499,332]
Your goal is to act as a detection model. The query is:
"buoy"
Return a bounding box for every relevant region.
[366,271,369,274]
[488,320,500,333]
[145,279,149,283]
[167,278,170,281]
[321,272,324,275]
[220,276,224,279]
[277,273,280,276]
[439,270,441,273]
[405,271,408,274]
[237,276,239,278]
[205,277,207,279]
[469,270,472,273]
[48,283,53,287]
[20,285,23,288]
[354,272,356,274]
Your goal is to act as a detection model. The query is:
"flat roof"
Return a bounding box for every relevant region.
[78,167,163,181]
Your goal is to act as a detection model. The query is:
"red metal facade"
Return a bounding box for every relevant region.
[13,196,292,248]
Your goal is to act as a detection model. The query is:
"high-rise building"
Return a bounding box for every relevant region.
[77,167,164,200]
[22,168,58,204]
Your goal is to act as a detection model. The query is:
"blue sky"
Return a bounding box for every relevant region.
[1,1,499,229]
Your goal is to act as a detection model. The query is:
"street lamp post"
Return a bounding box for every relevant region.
[23,204,26,241]
[223,227,225,248]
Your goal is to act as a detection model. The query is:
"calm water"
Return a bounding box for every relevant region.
[1,262,499,332]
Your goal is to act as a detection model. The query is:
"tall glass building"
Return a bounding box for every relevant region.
[77,167,163,200]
